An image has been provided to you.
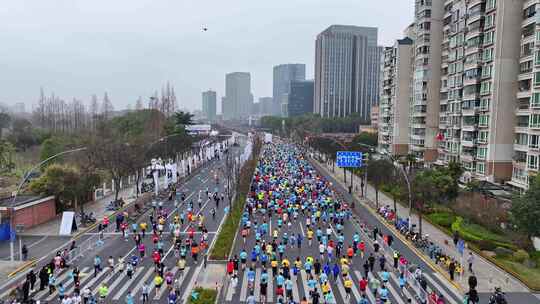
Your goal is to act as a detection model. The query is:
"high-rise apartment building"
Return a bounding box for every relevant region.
[273,64,306,117]
[314,25,381,121]
[510,0,539,190]
[437,0,522,184]
[408,0,444,162]
[378,37,414,156]
[202,90,217,121]
[223,72,253,120]
[288,80,314,117]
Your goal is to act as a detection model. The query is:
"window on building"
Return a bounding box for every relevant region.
[535,72,540,85]
[478,130,489,143]
[479,114,489,126]
[530,134,539,149]
[477,147,487,159]
[484,31,494,45]
[485,14,495,28]
[535,51,540,65]
[532,93,540,107]
[480,81,492,94]
[528,154,539,170]
[486,0,496,10]
[516,133,528,145]
[530,114,540,128]
[483,48,494,62]
[476,162,486,174]
[482,65,493,78]
[480,98,490,110]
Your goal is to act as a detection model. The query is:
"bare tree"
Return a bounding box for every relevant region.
[101,92,114,120]
[89,94,99,131]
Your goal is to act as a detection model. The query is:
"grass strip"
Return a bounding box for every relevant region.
[188,287,218,304]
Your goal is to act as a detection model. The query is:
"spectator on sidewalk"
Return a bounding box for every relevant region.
[21,244,28,261]
[467,252,475,273]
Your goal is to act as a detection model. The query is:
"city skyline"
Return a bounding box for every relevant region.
[0,0,412,112]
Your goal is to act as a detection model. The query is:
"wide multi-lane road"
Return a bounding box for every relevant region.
[1,139,243,303]
[220,141,472,304]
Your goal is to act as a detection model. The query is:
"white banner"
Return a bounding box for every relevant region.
[153,169,159,196]
[59,211,75,236]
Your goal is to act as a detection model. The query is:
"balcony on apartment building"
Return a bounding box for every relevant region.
[463,84,480,100]
[518,79,532,99]
[522,23,536,44]
[522,4,537,28]
[516,98,531,115]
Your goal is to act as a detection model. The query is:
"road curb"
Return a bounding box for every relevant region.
[310,157,465,293]
[7,259,36,278]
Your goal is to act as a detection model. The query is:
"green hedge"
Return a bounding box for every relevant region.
[210,139,261,260]
[426,212,455,228]
[450,216,516,250]
[188,288,217,304]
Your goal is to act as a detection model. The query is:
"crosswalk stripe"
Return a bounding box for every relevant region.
[154,267,178,300]
[434,272,463,300]
[254,268,261,299]
[112,267,144,300]
[239,270,249,301]
[62,267,92,296]
[423,272,459,304]
[108,269,138,299]
[300,270,310,298]
[92,269,117,294]
[267,271,273,302]
[225,275,235,301]
[130,267,154,296]
[78,267,108,298]
[335,277,350,303]
[389,272,417,304]
[377,272,405,304]
[33,270,71,300]
[357,271,376,304]
[349,279,362,302]
[291,275,300,302]
[42,270,73,301]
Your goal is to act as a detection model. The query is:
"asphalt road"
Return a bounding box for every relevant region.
[0,141,244,303]
[220,142,540,304]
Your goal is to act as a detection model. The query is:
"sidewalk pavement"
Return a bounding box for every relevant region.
[20,187,136,237]
[315,158,529,293]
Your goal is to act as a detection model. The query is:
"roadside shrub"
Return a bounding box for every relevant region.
[494,247,514,258]
[427,212,455,228]
[513,249,530,263]
[476,239,497,251]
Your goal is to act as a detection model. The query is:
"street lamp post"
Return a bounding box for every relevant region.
[8,147,87,262]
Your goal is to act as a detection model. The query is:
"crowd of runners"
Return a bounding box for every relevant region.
[9,150,229,304]
[225,142,459,304]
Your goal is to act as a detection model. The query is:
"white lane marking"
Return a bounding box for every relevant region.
[299,223,305,237]
[356,270,376,304]
[63,267,92,296]
[130,267,154,296]
[43,271,73,301]
[389,271,417,304]
[181,265,202,303]
[423,272,459,304]
[335,276,350,303]
[112,267,144,300]
[225,275,236,301]
[239,270,249,301]
[267,271,273,302]
[300,270,311,298]
[254,268,261,299]
[291,276,300,302]
[377,271,405,304]
[92,268,117,294]
[154,267,178,300]
[433,272,463,299]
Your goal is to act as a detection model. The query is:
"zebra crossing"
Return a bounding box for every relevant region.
[26,265,194,303]
[224,267,462,304]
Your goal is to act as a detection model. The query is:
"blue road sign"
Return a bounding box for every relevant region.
[336,151,363,168]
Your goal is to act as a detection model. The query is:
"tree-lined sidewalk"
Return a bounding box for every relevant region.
[312,157,529,293]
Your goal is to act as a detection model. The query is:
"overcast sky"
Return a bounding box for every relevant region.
[0,0,413,113]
